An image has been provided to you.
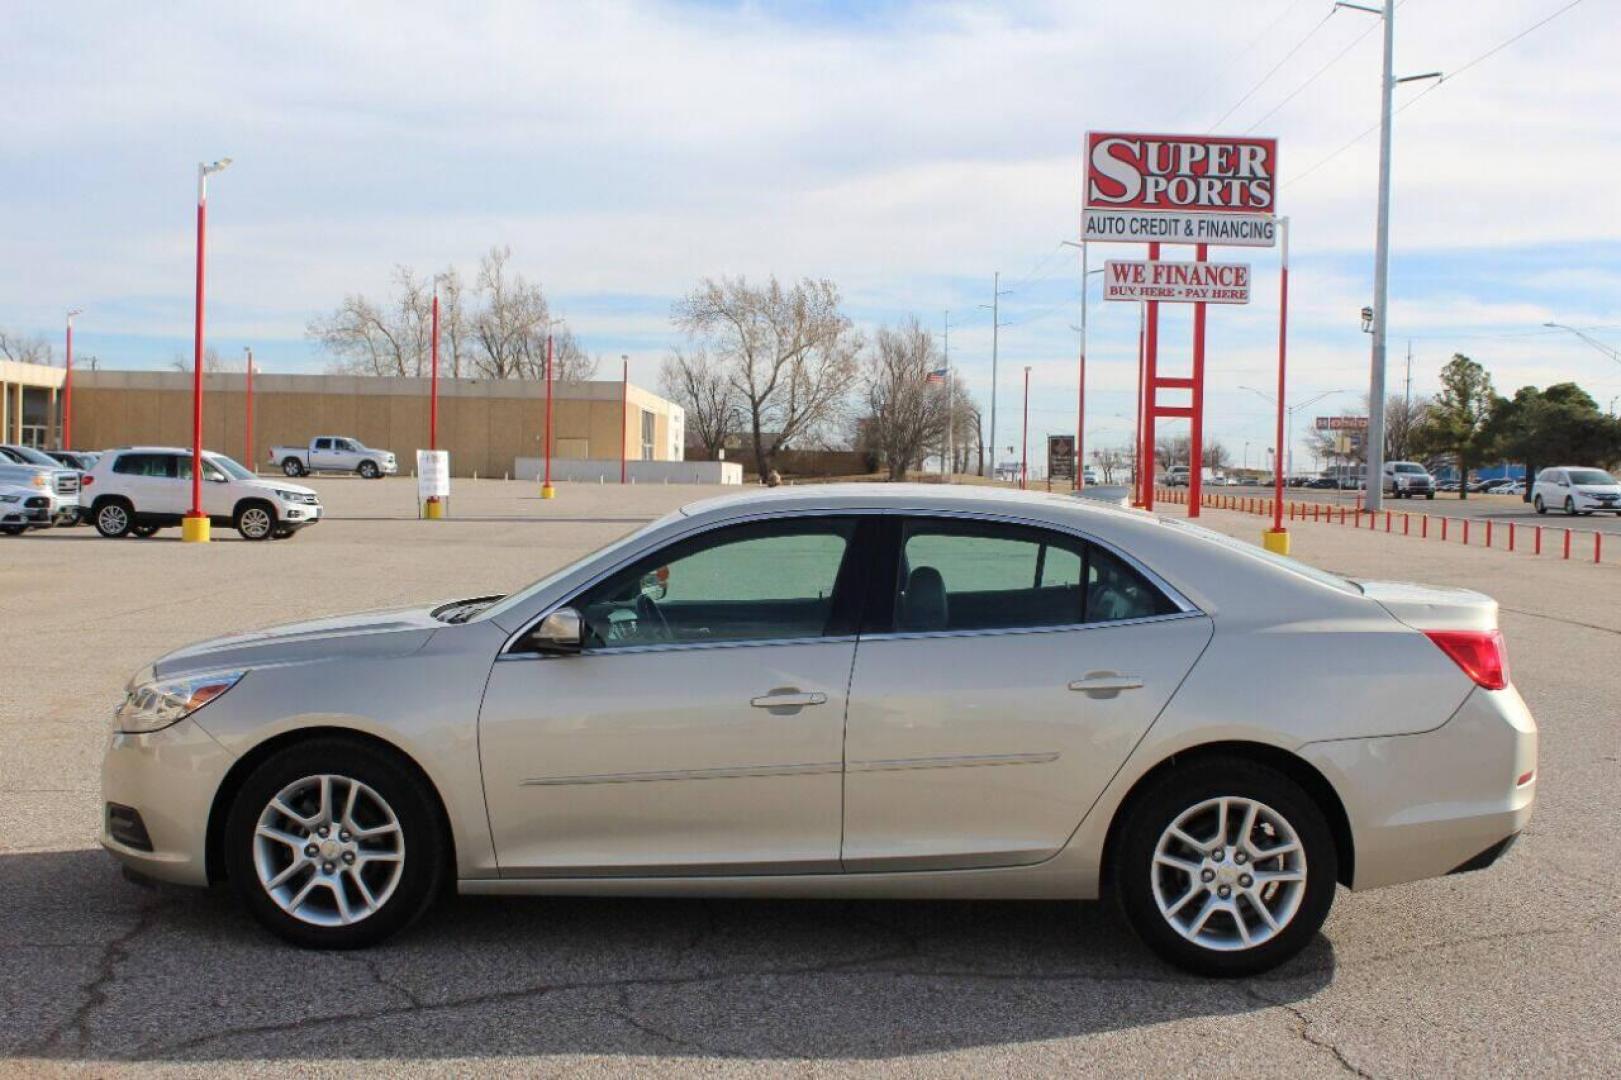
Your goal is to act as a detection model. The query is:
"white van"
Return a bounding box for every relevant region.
[1532,467,1621,516]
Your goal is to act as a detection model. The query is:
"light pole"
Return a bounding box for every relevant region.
[183,157,232,544]
[1062,239,1106,490]
[1543,322,1621,367]
[243,346,254,472]
[1020,365,1031,490]
[1239,385,1352,483]
[64,309,81,450]
[979,273,1013,477]
[540,318,564,499]
[620,353,630,484]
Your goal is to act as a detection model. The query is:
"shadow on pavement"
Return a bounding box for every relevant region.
[2,848,1334,1064]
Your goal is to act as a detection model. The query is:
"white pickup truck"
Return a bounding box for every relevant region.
[270,436,398,479]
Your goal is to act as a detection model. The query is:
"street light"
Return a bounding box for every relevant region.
[540,317,564,499]
[1543,322,1621,366]
[183,157,232,544]
[1019,365,1032,490]
[1238,385,1352,481]
[1062,240,1107,491]
[64,308,82,450]
[243,346,254,472]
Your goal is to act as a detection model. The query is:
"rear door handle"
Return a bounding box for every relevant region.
[1068,674,1144,698]
[750,690,828,709]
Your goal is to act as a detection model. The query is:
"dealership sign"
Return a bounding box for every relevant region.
[1084,132,1278,247]
[1315,416,1370,431]
[1103,259,1251,304]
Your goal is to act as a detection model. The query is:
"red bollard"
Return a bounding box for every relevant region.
[1463,520,1470,545]
[1421,515,1428,538]
[1509,523,1515,552]
[1441,517,1449,541]
[1385,510,1392,533]
[1534,525,1542,554]
[1564,529,1572,559]
[1339,506,1347,526]
[1597,532,1604,564]
[1485,521,1492,548]
[1403,513,1410,535]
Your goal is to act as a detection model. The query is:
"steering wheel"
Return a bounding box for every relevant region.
[634,591,673,642]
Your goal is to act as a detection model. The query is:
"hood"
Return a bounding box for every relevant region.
[153,604,442,678]
[1576,484,1621,495]
[249,478,318,498]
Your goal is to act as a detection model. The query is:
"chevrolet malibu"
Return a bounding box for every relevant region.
[100,485,1535,975]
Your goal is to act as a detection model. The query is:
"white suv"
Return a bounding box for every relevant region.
[82,448,323,540]
[1532,466,1621,516]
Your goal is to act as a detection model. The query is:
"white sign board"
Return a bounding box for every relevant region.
[416,449,450,499]
[1103,259,1252,304]
[1084,209,1276,247]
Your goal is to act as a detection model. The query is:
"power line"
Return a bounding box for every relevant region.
[1242,18,1381,134]
[1206,9,1339,132]
[1286,0,1589,189]
[1170,0,1313,124]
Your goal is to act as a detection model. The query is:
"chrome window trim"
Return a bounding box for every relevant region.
[858,609,1207,645]
[498,504,1203,657]
[495,633,858,662]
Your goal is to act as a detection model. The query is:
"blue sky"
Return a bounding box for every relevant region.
[5,0,1619,469]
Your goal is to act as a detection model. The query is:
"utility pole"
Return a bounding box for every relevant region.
[64,309,81,450]
[980,273,1012,477]
[1404,339,1413,411]
[943,310,953,478]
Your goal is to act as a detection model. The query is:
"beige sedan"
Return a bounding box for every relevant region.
[100,485,1535,975]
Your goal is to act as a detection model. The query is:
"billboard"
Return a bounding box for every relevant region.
[1103,259,1251,304]
[1084,132,1278,247]
[1315,416,1370,431]
[1047,434,1076,481]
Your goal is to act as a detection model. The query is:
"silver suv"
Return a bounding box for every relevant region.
[1383,461,1435,499]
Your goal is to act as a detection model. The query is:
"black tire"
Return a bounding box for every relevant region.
[1534,496,1546,514]
[94,498,134,538]
[358,460,380,479]
[282,458,306,477]
[1425,491,1434,500]
[1114,757,1337,978]
[0,524,24,536]
[234,500,277,541]
[224,736,447,949]
[1565,497,1577,516]
[130,523,160,538]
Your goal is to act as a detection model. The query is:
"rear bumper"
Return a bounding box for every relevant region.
[1300,685,1536,891]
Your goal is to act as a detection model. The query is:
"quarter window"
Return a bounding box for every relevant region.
[112,453,176,478]
[893,519,1176,633]
[571,518,858,650]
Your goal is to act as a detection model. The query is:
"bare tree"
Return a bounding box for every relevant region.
[168,347,226,373]
[660,347,741,458]
[861,319,952,481]
[307,265,432,376]
[674,275,861,481]
[0,329,52,365]
[1091,445,1129,485]
[437,266,473,379]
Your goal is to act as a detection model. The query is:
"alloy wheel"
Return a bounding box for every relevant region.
[98,504,129,535]
[239,506,273,539]
[252,774,406,927]
[1150,795,1307,952]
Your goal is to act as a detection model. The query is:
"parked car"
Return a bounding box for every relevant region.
[1164,465,1190,487]
[271,436,397,479]
[1532,466,1621,516]
[1082,466,1100,485]
[100,484,1535,976]
[1305,477,1338,490]
[46,449,100,471]
[82,447,322,540]
[1,442,68,468]
[0,461,81,525]
[1382,461,1436,500]
[0,482,53,535]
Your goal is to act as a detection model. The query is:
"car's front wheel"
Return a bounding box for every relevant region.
[235,501,277,541]
[1565,497,1577,516]
[224,737,446,949]
[1114,757,1337,977]
[358,461,380,479]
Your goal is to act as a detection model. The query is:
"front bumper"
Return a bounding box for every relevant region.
[1300,684,1536,891]
[100,717,238,886]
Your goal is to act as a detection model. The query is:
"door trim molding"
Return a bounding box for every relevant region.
[521,761,843,786]
[848,751,1059,773]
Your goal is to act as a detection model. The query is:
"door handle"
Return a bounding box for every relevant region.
[750,690,828,710]
[1068,673,1144,698]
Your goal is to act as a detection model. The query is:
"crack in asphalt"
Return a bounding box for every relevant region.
[21,897,164,1057]
[1240,983,1372,1078]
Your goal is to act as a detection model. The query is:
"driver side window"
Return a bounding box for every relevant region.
[571,518,858,650]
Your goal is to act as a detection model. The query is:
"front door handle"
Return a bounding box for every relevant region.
[1068,673,1144,699]
[750,690,828,710]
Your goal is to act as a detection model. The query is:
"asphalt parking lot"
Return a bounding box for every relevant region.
[2,477,1618,1076]
[1212,483,1621,536]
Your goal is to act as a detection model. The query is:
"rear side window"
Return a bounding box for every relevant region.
[893,519,1177,633]
[314,438,332,450]
[112,453,177,478]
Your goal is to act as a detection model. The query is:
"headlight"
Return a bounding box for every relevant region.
[272,489,301,502]
[115,670,246,734]
[0,494,18,503]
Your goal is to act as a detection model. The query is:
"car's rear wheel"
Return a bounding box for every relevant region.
[224,738,445,949]
[235,501,276,541]
[1114,757,1336,977]
[94,499,133,538]
[282,458,306,477]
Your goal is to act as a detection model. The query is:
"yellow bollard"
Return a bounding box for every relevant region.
[540,484,556,500]
[1262,528,1291,556]
[181,515,211,543]
[424,497,444,520]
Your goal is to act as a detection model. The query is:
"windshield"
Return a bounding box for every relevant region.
[474,511,683,623]
[7,445,59,466]
[1567,469,1615,485]
[208,455,258,481]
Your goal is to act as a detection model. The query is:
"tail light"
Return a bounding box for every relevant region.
[1424,629,1509,691]
[81,474,94,487]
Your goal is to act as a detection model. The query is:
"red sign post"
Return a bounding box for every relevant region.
[1085,132,1279,521]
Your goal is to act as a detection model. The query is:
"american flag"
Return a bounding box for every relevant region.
[926,368,948,384]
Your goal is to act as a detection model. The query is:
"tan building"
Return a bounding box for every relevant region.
[0,359,67,447]
[66,370,684,478]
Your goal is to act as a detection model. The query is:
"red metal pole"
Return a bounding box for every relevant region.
[1189,243,1208,518]
[1271,219,1289,536]
[63,315,74,450]
[1020,366,1031,490]
[1597,532,1603,564]
[541,331,555,496]
[1142,242,1161,512]
[429,293,440,451]
[1133,302,1145,506]
[188,174,207,524]
[620,356,629,484]
[1075,340,1086,492]
[244,347,254,470]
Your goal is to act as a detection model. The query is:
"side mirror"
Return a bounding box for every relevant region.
[526,607,583,654]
